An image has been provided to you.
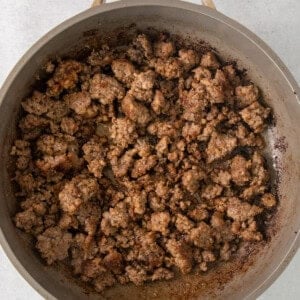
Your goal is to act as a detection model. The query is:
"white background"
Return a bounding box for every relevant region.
[0,0,299,299]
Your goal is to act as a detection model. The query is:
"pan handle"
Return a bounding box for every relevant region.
[91,0,216,9]
[91,0,106,7]
[201,0,216,10]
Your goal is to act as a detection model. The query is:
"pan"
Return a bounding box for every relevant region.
[0,0,299,299]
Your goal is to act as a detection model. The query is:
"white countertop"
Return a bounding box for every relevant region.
[0,0,299,299]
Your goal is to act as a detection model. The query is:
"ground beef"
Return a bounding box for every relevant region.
[175,213,194,233]
[182,168,205,193]
[36,134,68,156]
[261,193,276,208]
[59,175,100,214]
[230,155,251,186]
[93,272,116,293]
[239,101,271,133]
[165,239,193,274]
[125,265,147,286]
[121,94,151,126]
[149,211,171,235]
[154,40,175,59]
[152,57,182,79]
[200,51,220,69]
[178,49,200,71]
[21,91,52,116]
[188,205,209,222]
[111,59,136,87]
[60,117,79,135]
[151,267,174,281]
[82,137,106,178]
[189,222,214,249]
[110,117,138,149]
[206,132,237,163]
[135,34,153,59]
[226,197,262,222]
[47,60,83,97]
[15,208,44,235]
[151,89,168,114]
[11,32,276,294]
[36,226,72,265]
[65,91,91,115]
[89,73,125,105]
[129,70,156,102]
[235,84,259,108]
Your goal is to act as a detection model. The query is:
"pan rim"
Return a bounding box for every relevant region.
[0,1,299,299]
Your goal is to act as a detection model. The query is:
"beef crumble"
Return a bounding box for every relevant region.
[11,32,275,293]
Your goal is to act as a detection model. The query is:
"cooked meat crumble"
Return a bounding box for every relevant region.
[11,32,276,293]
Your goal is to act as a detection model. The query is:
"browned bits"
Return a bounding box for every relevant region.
[11,32,276,293]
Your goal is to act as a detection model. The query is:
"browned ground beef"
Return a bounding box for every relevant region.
[11,32,276,293]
